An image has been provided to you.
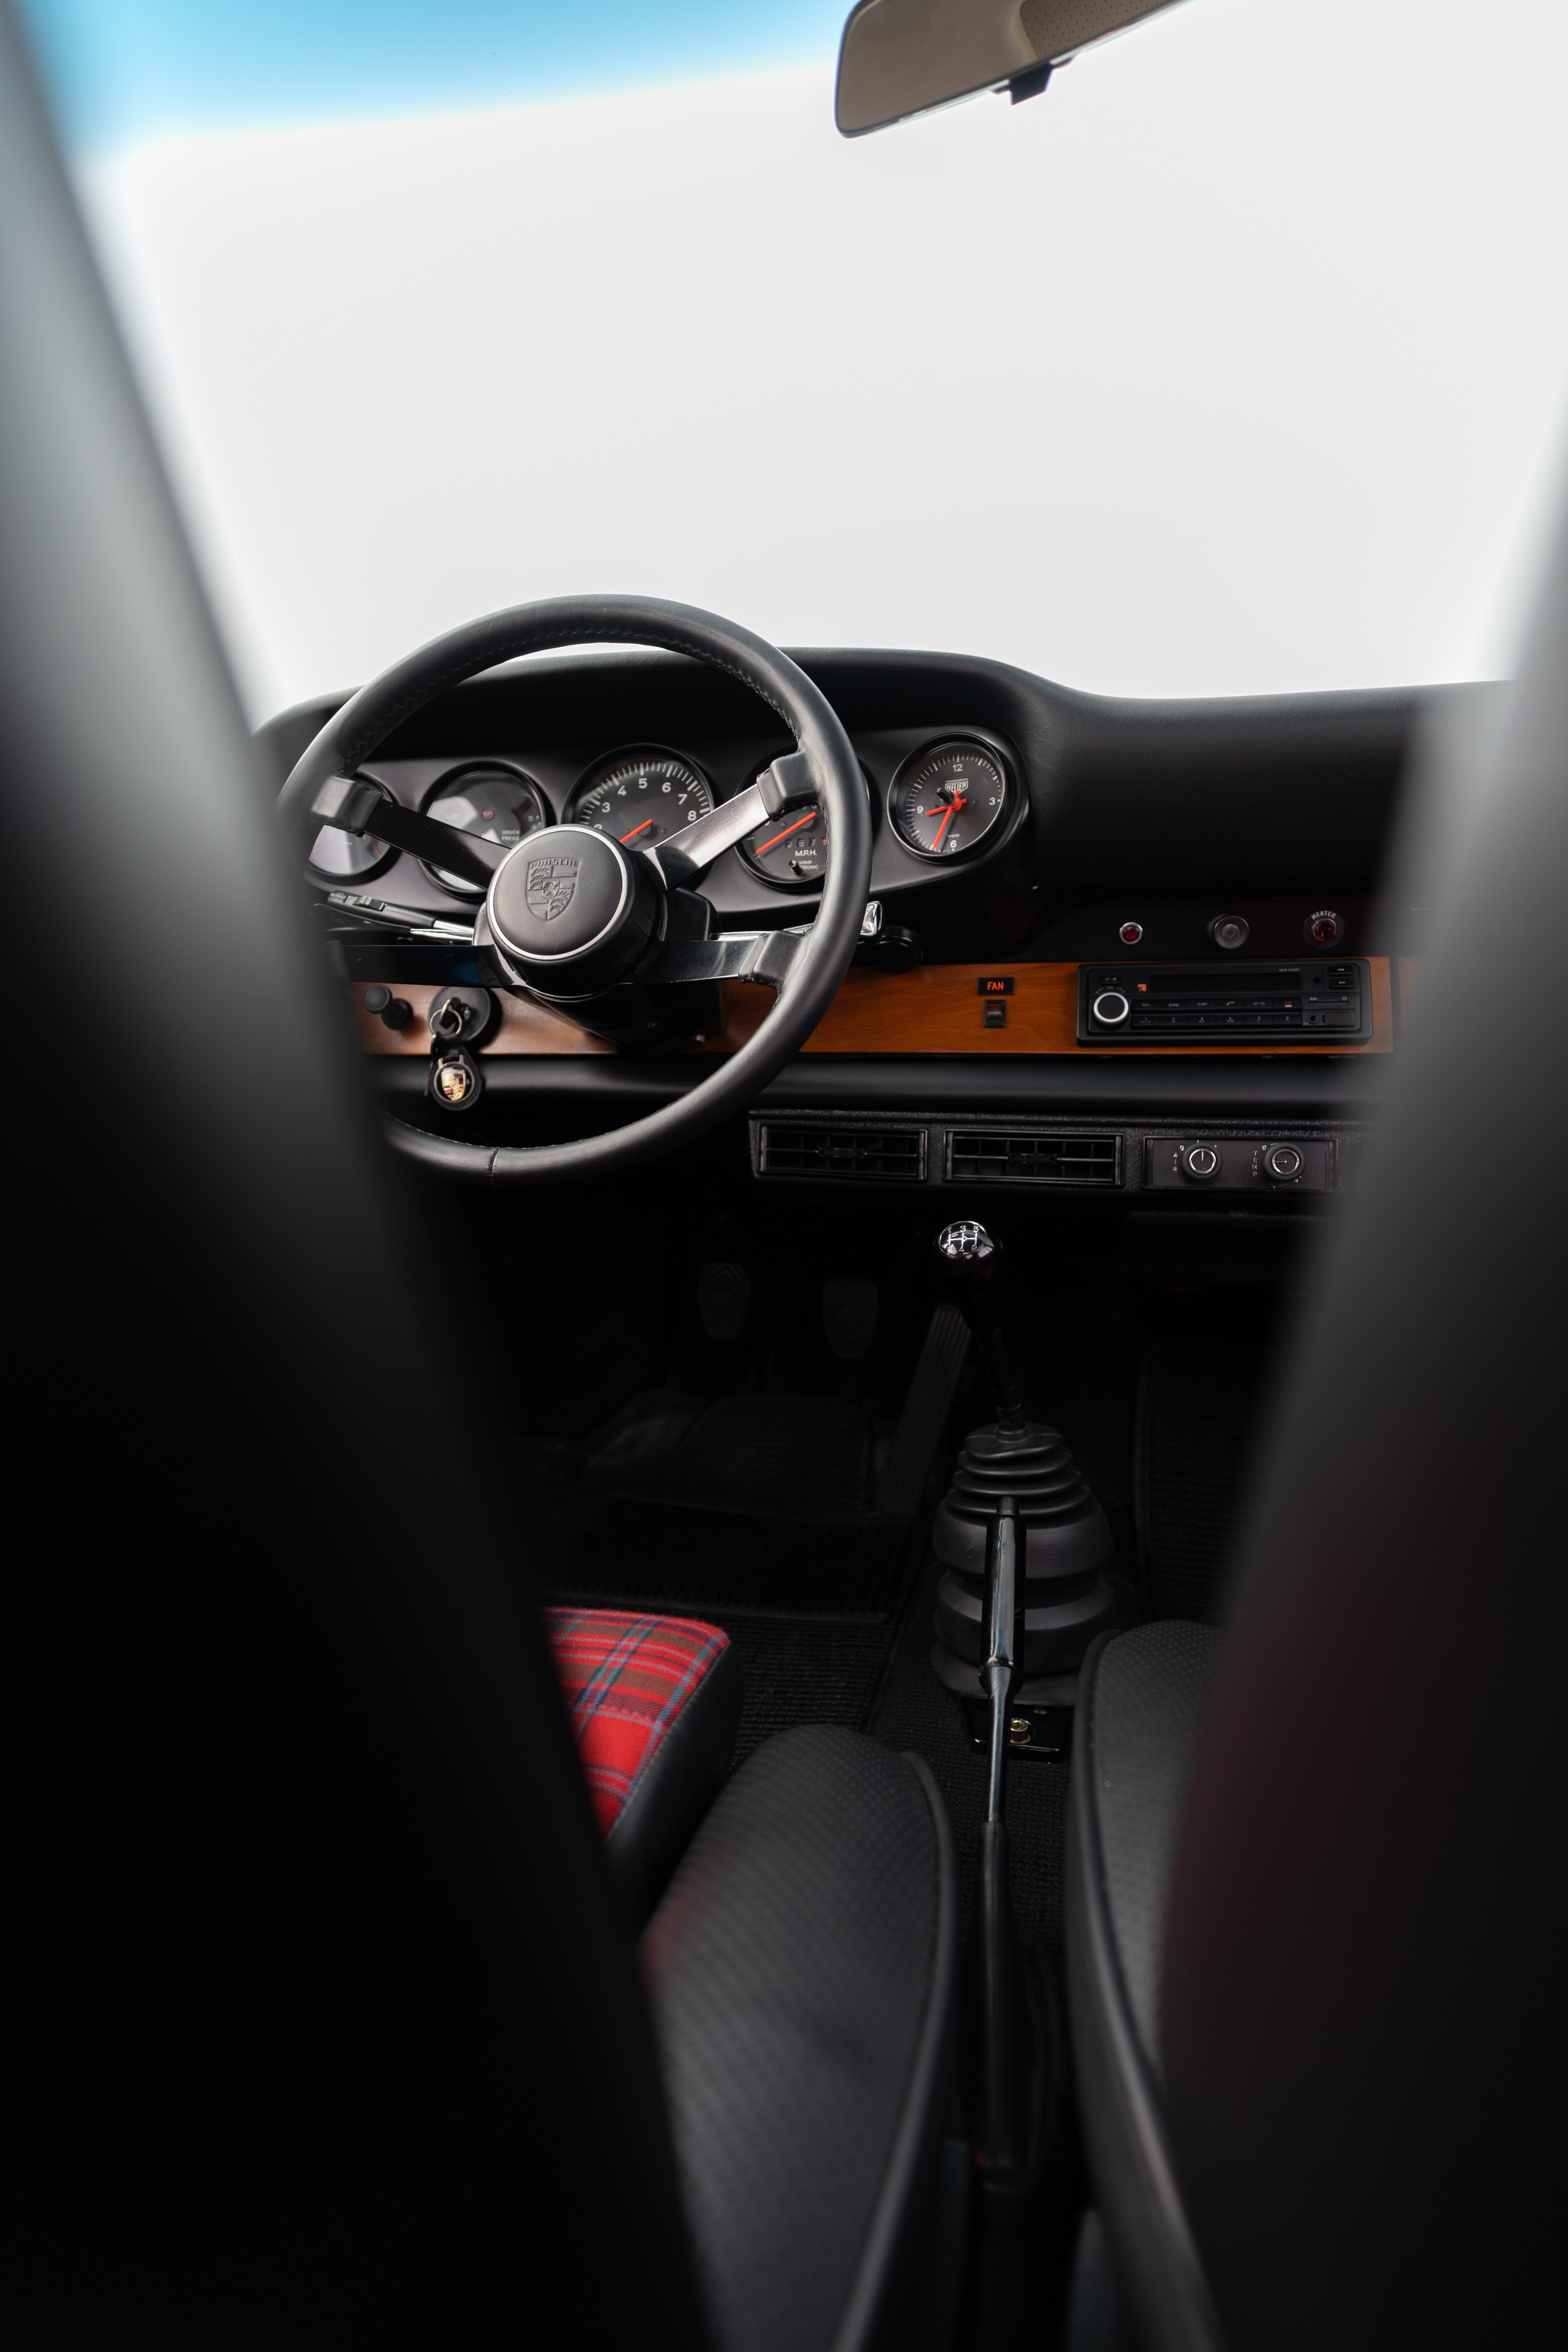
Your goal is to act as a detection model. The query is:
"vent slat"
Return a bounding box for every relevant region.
[758,1122,926,1181]
[948,1131,1119,1185]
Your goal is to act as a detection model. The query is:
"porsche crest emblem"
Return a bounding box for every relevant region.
[525,856,580,921]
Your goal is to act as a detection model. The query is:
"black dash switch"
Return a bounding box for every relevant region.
[983,1002,1007,1028]
[977,975,1015,995]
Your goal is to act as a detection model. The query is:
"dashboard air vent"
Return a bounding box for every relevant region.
[758,1122,927,1181]
[947,1131,1120,1186]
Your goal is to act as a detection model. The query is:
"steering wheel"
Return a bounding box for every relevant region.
[279,596,872,1185]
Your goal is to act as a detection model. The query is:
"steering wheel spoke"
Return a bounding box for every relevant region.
[309,772,506,891]
[643,750,817,888]
[640,926,807,993]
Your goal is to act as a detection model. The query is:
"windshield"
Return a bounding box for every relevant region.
[22,0,1568,723]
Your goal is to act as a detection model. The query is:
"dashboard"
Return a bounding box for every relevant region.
[303,720,1028,930]
[259,643,1439,1195]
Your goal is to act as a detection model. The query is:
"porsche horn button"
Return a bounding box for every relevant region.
[487,823,661,995]
[489,826,630,958]
[525,856,579,921]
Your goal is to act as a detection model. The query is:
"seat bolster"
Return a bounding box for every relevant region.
[1066,1627,1226,2352]
[643,1726,958,2352]
[607,1633,743,1916]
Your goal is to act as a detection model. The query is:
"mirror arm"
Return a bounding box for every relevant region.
[1009,63,1052,103]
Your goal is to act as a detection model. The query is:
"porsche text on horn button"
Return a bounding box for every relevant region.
[525,855,580,921]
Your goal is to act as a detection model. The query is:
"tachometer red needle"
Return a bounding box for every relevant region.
[752,811,817,857]
[931,800,964,849]
[618,817,655,843]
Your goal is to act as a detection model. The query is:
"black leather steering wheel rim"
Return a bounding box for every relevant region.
[280,596,872,1185]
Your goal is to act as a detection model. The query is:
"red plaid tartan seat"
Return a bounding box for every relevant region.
[543,1607,741,1914]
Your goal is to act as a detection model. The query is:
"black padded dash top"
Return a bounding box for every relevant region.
[643,1726,958,2352]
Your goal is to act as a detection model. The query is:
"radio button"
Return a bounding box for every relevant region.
[1092,990,1131,1025]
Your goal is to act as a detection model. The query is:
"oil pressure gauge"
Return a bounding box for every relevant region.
[888,739,1008,860]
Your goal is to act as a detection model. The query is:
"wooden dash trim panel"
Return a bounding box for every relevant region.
[696,957,1394,1057]
[355,958,1396,1060]
[353,982,614,1056]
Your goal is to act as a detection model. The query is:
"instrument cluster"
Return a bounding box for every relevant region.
[310,727,1022,920]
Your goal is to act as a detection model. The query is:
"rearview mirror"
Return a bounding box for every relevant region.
[836,0,1189,136]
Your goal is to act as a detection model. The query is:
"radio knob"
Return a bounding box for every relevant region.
[1092,990,1131,1025]
[1263,1142,1304,1182]
[1182,1142,1222,1181]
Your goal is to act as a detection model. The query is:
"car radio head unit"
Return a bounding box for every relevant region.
[1078,960,1370,1044]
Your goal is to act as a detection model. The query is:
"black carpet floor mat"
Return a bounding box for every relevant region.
[1135,1339,1275,1621]
[547,1389,917,1616]
[620,1392,874,1521]
[713,1614,898,1765]
[556,1498,916,1616]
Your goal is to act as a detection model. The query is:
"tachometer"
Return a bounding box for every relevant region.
[567,747,714,848]
[888,739,1008,860]
[420,763,549,896]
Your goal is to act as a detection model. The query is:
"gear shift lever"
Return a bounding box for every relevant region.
[935,1221,1027,1434]
[928,1218,1122,1710]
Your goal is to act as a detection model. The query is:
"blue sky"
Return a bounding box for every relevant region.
[22,1,849,151]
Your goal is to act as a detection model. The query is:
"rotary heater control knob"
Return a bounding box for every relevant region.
[1182,1142,1222,1181]
[363,984,413,1031]
[1263,1142,1303,1182]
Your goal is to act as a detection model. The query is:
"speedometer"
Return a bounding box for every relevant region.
[887,739,1009,860]
[567,747,714,848]
[735,757,875,889]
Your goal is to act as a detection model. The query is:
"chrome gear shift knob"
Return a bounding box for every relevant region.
[937,1218,992,1261]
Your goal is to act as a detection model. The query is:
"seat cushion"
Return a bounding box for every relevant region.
[1066,1624,1225,2352]
[543,1607,743,1917]
[643,1725,959,2352]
